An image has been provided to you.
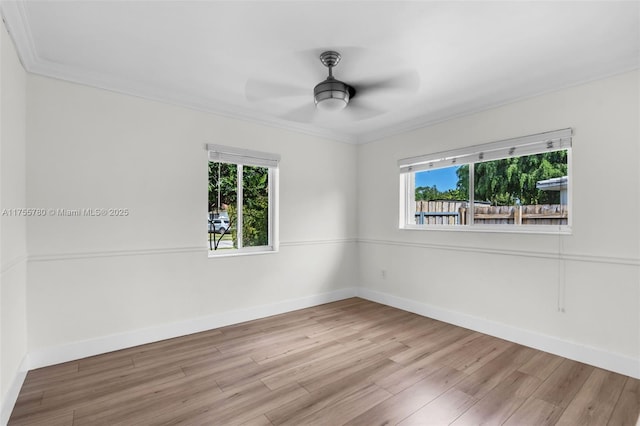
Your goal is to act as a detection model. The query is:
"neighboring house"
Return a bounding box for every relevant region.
[536,176,568,205]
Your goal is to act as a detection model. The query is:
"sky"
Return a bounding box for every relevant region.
[415,166,460,191]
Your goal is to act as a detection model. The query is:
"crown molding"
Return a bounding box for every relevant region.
[1,0,37,67]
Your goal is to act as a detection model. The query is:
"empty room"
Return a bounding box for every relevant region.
[1,1,639,425]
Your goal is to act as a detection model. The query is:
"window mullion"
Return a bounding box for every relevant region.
[237,164,243,250]
[408,172,415,225]
[267,168,273,248]
[469,162,475,226]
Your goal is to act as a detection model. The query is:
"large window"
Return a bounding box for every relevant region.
[399,129,572,232]
[206,144,279,255]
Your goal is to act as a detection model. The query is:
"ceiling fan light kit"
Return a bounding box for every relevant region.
[314,79,350,111]
[314,51,355,111]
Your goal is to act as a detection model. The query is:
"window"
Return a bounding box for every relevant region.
[206,144,279,255]
[399,128,572,232]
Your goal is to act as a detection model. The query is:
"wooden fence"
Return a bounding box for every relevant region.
[415,201,568,226]
[415,201,466,225]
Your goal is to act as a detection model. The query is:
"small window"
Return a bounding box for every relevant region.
[400,129,572,232]
[206,144,279,255]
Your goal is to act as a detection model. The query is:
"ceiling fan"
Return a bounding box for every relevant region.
[313,51,355,111]
[245,48,420,123]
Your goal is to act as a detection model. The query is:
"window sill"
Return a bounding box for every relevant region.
[207,247,279,258]
[400,225,572,235]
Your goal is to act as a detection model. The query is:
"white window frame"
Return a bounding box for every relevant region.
[206,144,280,256]
[399,128,573,234]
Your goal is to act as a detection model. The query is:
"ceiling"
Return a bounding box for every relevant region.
[2,1,638,144]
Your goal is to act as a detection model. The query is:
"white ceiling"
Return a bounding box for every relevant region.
[2,1,639,143]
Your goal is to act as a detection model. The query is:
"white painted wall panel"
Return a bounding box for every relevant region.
[0,20,28,422]
[25,75,358,354]
[357,71,640,373]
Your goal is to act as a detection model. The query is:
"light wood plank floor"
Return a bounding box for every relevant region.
[9,298,640,425]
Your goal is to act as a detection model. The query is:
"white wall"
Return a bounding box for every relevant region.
[25,74,358,362]
[0,21,28,424]
[2,41,638,424]
[357,70,640,377]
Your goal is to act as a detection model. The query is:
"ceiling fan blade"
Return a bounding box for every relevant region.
[281,102,385,124]
[282,94,386,123]
[355,70,420,95]
[281,103,318,123]
[245,79,309,102]
[291,49,330,79]
[343,99,385,122]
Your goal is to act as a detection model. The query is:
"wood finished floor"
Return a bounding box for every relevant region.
[9,298,640,426]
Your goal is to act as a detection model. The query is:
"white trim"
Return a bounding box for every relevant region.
[270,168,280,250]
[27,287,358,370]
[0,0,37,69]
[400,223,572,235]
[1,356,29,426]
[206,144,280,168]
[24,239,638,266]
[28,246,205,263]
[208,238,358,256]
[280,238,356,247]
[25,239,356,263]
[398,128,572,173]
[236,164,244,248]
[468,162,475,224]
[269,168,278,249]
[359,238,640,266]
[357,287,640,379]
[208,247,278,258]
[0,254,27,274]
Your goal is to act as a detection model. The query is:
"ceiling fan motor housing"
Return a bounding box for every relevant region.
[314,78,351,110]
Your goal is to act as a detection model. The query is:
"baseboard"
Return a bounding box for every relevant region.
[1,356,29,426]
[357,287,640,379]
[27,287,358,370]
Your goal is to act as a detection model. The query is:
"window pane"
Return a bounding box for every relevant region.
[208,162,237,250]
[242,165,269,247]
[473,150,568,225]
[414,165,469,225]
